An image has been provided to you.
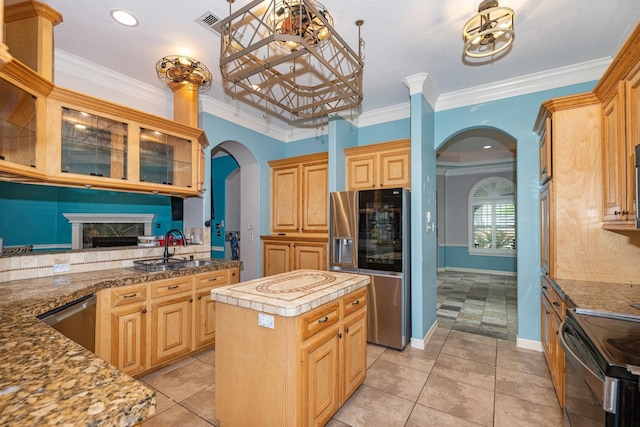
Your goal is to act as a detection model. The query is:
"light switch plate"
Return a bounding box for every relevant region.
[258,313,274,329]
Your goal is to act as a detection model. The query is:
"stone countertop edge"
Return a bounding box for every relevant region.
[0,260,242,426]
[210,269,370,317]
[552,278,640,319]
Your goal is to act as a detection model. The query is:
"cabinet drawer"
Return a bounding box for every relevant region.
[301,302,339,341]
[195,270,230,289]
[111,284,147,307]
[341,288,367,318]
[150,277,193,299]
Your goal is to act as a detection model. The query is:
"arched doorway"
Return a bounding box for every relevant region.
[210,141,260,280]
[436,127,518,340]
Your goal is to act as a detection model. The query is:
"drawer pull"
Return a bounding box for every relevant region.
[208,277,218,282]
[317,316,329,324]
[123,293,137,299]
[552,301,560,307]
[542,286,548,290]
[352,300,360,306]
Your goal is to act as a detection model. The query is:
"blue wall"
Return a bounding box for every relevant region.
[210,155,239,259]
[0,181,179,249]
[442,245,517,272]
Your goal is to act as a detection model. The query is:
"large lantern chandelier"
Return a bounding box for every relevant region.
[462,0,514,59]
[218,0,364,121]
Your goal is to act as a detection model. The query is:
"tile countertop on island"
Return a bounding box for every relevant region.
[210,269,370,317]
[553,278,640,319]
[0,260,242,426]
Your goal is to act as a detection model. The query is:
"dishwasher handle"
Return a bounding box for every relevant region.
[38,294,97,326]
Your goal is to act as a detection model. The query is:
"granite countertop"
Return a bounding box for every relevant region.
[0,260,242,426]
[211,269,369,317]
[553,278,640,319]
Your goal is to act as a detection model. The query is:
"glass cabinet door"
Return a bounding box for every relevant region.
[139,128,191,187]
[61,107,128,179]
[0,79,37,167]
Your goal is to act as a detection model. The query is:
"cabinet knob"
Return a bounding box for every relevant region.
[344,327,350,333]
[552,301,560,307]
[142,308,147,314]
[189,298,193,303]
[338,333,342,339]
[198,295,203,300]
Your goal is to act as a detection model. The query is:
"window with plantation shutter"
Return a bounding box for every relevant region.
[468,177,516,256]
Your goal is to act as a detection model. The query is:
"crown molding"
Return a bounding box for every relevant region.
[435,58,611,111]
[54,49,172,118]
[54,49,611,141]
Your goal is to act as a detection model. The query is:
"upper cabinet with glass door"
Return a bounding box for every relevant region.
[0,61,52,181]
[44,86,208,196]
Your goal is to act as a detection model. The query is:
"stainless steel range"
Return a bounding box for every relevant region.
[560,308,640,426]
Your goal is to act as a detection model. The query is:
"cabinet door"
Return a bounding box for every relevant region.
[271,165,299,232]
[151,293,193,365]
[540,182,552,276]
[551,312,565,407]
[539,116,552,184]
[379,149,410,189]
[624,68,640,222]
[301,162,328,233]
[602,90,625,222]
[294,242,327,271]
[111,303,147,376]
[301,327,340,427]
[263,241,292,276]
[346,154,376,190]
[194,287,216,348]
[341,308,367,401]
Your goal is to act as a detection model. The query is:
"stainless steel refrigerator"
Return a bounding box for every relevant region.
[329,188,411,350]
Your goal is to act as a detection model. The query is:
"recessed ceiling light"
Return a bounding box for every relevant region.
[110,9,138,27]
[483,145,492,149]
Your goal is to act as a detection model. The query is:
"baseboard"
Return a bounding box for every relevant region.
[516,336,543,352]
[410,321,438,350]
[443,266,517,277]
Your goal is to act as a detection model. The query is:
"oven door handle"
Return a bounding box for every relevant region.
[559,319,619,414]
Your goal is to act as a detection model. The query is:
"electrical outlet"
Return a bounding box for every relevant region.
[52,263,71,273]
[258,313,274,329]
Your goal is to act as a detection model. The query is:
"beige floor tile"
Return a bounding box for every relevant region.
[494,393,564,427]
[144,359,215,403]
[431,353,496,391]
[366,356,377,368]
[406,403,484,427]
[333,384,415,426]
[140,356,197,381]
[434,327,451,337]
[417,374,494,426]
[141,404,212,427]
[193,347,216,366]
[367,343,386,359]
[147,389,176,416]
[440,335,497,366]
[495,367,558,407]
[424,333,447,353]
[180,384,217,426]
[496,346,550,378]
[364,359,429,401]
[449,330,497,347]
[378,345,438,373]
[325,419,350,427]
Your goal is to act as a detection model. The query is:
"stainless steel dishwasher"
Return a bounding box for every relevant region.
[38,294,97,353]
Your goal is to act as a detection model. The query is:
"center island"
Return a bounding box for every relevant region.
[210,269,370,427]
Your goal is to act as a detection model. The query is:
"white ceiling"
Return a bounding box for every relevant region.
[11,0,640,158]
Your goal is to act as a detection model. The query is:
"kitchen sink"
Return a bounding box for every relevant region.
[131,258,218,272]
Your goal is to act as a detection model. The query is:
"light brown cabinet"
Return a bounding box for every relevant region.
[595,25,640,230]
[215,286,367,427]
[540,277,565,407]
[269,152,328,234]
[0,59,208,197]
[262,236,328,276]
[344,139,410,190]
[96,267,238,376]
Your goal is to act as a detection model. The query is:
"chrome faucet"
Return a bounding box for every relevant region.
[163,229,186,263]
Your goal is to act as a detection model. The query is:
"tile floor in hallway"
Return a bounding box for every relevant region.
[141,272,563,426]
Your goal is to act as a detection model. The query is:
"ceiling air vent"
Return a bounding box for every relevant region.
[196,11,223,33]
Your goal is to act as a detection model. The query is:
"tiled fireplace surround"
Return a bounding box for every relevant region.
[0,227,210,282]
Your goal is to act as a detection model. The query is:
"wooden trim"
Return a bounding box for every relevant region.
[4,0,63,25]
[268,151,328,168]
[260,234,328,243]
[343,138,410,157]
[595,22,640,102]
